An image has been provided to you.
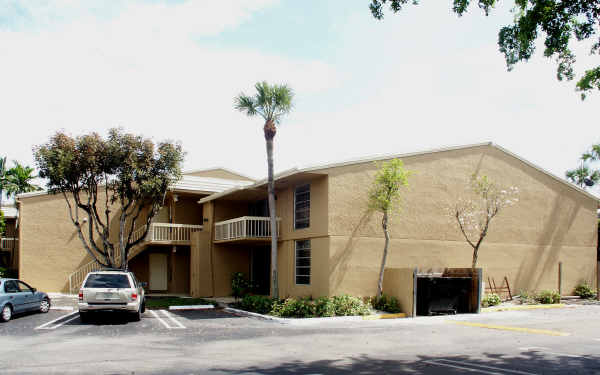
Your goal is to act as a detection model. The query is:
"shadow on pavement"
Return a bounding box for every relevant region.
[71,311,135,326]
[209,351,600,374]
[168,309,242,320]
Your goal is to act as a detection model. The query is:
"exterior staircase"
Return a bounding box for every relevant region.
[67,223,202,294]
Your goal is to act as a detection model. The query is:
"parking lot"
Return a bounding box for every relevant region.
[1,304,600,374]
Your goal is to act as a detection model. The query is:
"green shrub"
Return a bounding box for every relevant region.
[574,283,596,299]
[331,295,371,316]
[231,272,250,300]
[481,293,502,307]
[315,296,336,317]
[370,294,402,313]
[269,295,371,318]
[517,289,535,304]
[0,267,6,278]
[238,295,276,314]
[535,290,561,304]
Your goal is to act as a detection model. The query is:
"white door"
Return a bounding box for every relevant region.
[149,253,168,291]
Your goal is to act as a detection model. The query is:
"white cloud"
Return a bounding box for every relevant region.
[0,0,340,179]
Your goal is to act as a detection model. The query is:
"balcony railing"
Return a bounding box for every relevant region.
[69,222,203,294]
[143,223,203,244]
[214,216,280,242]
[0,238,17,251]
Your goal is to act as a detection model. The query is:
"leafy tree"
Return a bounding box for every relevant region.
[5,161,42,199]
[450,175,519,269]
[234,81,294,299]
[368,158,410,297]
[34,128,183,269]
[369,0,600,99]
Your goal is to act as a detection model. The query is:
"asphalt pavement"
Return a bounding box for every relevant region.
[1,304,599,374]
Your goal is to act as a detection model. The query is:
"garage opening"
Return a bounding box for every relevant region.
[382,267,482,317]
[416,268,482,316]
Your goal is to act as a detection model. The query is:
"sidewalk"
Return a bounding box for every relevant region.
[48,293,78,310]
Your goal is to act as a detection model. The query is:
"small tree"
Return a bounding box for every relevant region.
[368,159,410,297]
[451,175,519,269]
[34,128,183,269]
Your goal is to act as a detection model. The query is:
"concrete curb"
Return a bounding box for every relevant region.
[50,306,74,311]
[169,305,214,311]
[223,307,405,324]
[482,303,568,312]
[363,313,407,320]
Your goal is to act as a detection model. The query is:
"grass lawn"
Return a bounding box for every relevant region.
[145,297,215,309]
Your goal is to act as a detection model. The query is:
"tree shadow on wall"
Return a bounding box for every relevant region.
[329,210,373,293]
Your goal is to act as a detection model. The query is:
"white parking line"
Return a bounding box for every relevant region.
[149,310,171,329]
[35,311,79,330]
[519,347,590,359]
[161,309,185,329]
[424,359,537,375]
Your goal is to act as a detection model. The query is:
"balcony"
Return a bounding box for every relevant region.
[214,216,280,243]
[132,223,203,246]
[0,238,17,251]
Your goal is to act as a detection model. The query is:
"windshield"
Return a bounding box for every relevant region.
[84,274,131,288]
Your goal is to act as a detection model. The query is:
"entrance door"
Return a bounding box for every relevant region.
[149,253,168,291]
[251,247,270,295]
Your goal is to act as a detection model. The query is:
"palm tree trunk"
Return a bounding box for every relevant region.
[377,212,390,298]
[265,136,278,299]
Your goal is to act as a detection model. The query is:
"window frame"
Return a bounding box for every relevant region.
[293,183,310,230]
[294,239,311,286]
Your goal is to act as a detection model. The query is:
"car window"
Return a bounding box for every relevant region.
[3,281,18,293]
[84,274,132,288]
[17,281,32,293]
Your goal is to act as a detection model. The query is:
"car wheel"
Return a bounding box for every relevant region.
[131,306,141,322]
[141,300,146,314]
[40,298,51,313]
[1,305,12,322]
[79,311,89,323]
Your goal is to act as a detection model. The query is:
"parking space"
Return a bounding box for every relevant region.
[0,307,262,337]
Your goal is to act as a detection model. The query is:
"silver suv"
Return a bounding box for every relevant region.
[78,270,145,322]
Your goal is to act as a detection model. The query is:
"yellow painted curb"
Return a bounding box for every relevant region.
[482,304,566,312]
[363,313,407,320]
[450,321,570,336]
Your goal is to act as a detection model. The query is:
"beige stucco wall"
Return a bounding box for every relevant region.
[326,145,597,297]
[279,237,330,298]
[383,268,415,316]
[190,231,213,297]
[19,189,205,293]
[18,193,98,292]
[276,176,329,241]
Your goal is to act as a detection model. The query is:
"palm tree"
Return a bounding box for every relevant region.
[234,81,293,299]
[0,156,8,208]
[5,161,42,199]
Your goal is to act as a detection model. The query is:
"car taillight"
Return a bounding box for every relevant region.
[131,293,137,300]
[78,291,83,301]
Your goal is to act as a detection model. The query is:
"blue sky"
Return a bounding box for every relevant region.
[0,0,598,193]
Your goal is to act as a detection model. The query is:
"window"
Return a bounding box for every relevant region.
[3,280,18,293]
[294,184,310,229]
[17,281,32,293]
[84,274,131,288]
[295,240,311,285]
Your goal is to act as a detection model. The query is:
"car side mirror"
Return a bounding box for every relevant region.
[32,288,37,293]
